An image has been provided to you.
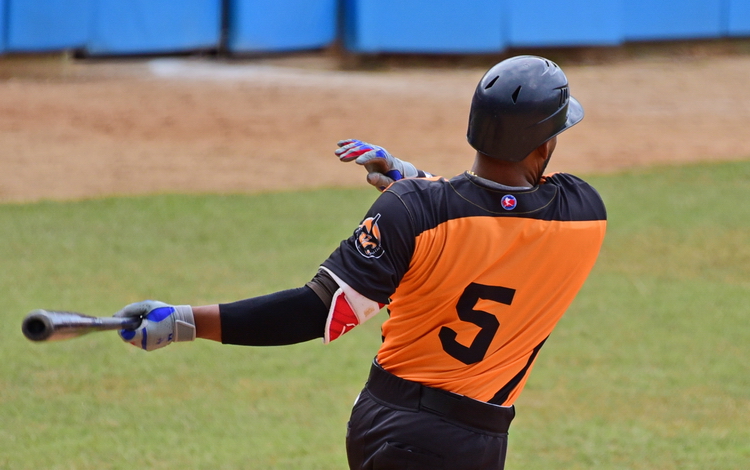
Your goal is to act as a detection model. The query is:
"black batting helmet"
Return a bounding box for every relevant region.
[467,55,584,162]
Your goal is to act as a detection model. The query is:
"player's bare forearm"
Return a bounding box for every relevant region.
[193,304,222,342]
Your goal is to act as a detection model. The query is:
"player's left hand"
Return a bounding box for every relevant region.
[336,139,419,191]
[114,300,195,351]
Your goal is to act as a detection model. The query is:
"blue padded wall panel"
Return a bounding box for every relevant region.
[344,0,505,53]
[505,0,623,47]
[623,0,723,41]
[0,0,6,52]
[5,0,95,51]
[227,0,337,53]
[726,0,750,36]
[88,0,221,54]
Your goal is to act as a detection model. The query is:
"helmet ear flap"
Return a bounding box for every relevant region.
[467,56,584,162]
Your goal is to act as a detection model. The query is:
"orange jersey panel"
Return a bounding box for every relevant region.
[378,215,605,404]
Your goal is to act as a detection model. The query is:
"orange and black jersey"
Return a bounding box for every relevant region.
[322,171,606,406]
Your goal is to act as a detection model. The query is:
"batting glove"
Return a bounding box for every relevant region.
[114,300,195,351]
[336,139,421,191]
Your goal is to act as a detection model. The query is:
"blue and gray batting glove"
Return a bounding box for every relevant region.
[336,139,422,191]
[114,300,195,351]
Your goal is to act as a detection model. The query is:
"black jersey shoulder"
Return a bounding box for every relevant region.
[538,173,607,222]
[384,172,606,235]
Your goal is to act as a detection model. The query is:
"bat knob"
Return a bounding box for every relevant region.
[22,310,54,342]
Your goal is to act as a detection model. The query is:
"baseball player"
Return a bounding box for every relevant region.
[114,55,606,470]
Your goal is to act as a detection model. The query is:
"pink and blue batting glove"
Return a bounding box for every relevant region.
[336,139,420,191]
[115,300,195,351]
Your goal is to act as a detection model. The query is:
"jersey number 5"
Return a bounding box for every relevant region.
[439,283,516,365]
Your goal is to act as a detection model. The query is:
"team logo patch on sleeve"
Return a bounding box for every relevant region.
[355,213,385,259]
[501,195,517,210]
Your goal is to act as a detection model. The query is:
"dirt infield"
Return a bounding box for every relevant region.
[1,50,749,202]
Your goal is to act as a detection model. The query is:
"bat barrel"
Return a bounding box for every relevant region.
[22,309,141,342]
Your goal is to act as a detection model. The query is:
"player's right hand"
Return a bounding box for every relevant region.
[335,139,420,191]
[114,300,195,351]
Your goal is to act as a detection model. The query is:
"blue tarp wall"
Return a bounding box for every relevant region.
[227,0,337,53]
[1,0,749,56]
[88,0,222,54]
[3,0,221,54]
[728,0,750,36]
[342,0,506,53]
[5,0,94,52]
[622,0,724,41]
[0,0,6,53]
[346,0,750,53]
[504,0,623,47]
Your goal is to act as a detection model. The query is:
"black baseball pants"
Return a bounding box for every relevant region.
[346,362,515,470]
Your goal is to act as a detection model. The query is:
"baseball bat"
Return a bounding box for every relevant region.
[21,309,141,342]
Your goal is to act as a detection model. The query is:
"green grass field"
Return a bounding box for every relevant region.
[1,161,748,469]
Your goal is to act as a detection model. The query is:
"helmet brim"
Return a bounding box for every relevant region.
[564,96,584,131]
[541,96,584,150]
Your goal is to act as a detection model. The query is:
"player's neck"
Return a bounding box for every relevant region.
[471,153,540,187]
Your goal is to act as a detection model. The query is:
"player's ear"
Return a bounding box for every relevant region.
[545,136,558,159]
[529,141,549,163]
[532,136,557,165]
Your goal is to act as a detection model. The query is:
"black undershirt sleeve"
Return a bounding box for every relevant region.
[219,285,329,346]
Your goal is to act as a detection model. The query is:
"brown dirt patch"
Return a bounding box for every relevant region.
[1,51,748,203]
